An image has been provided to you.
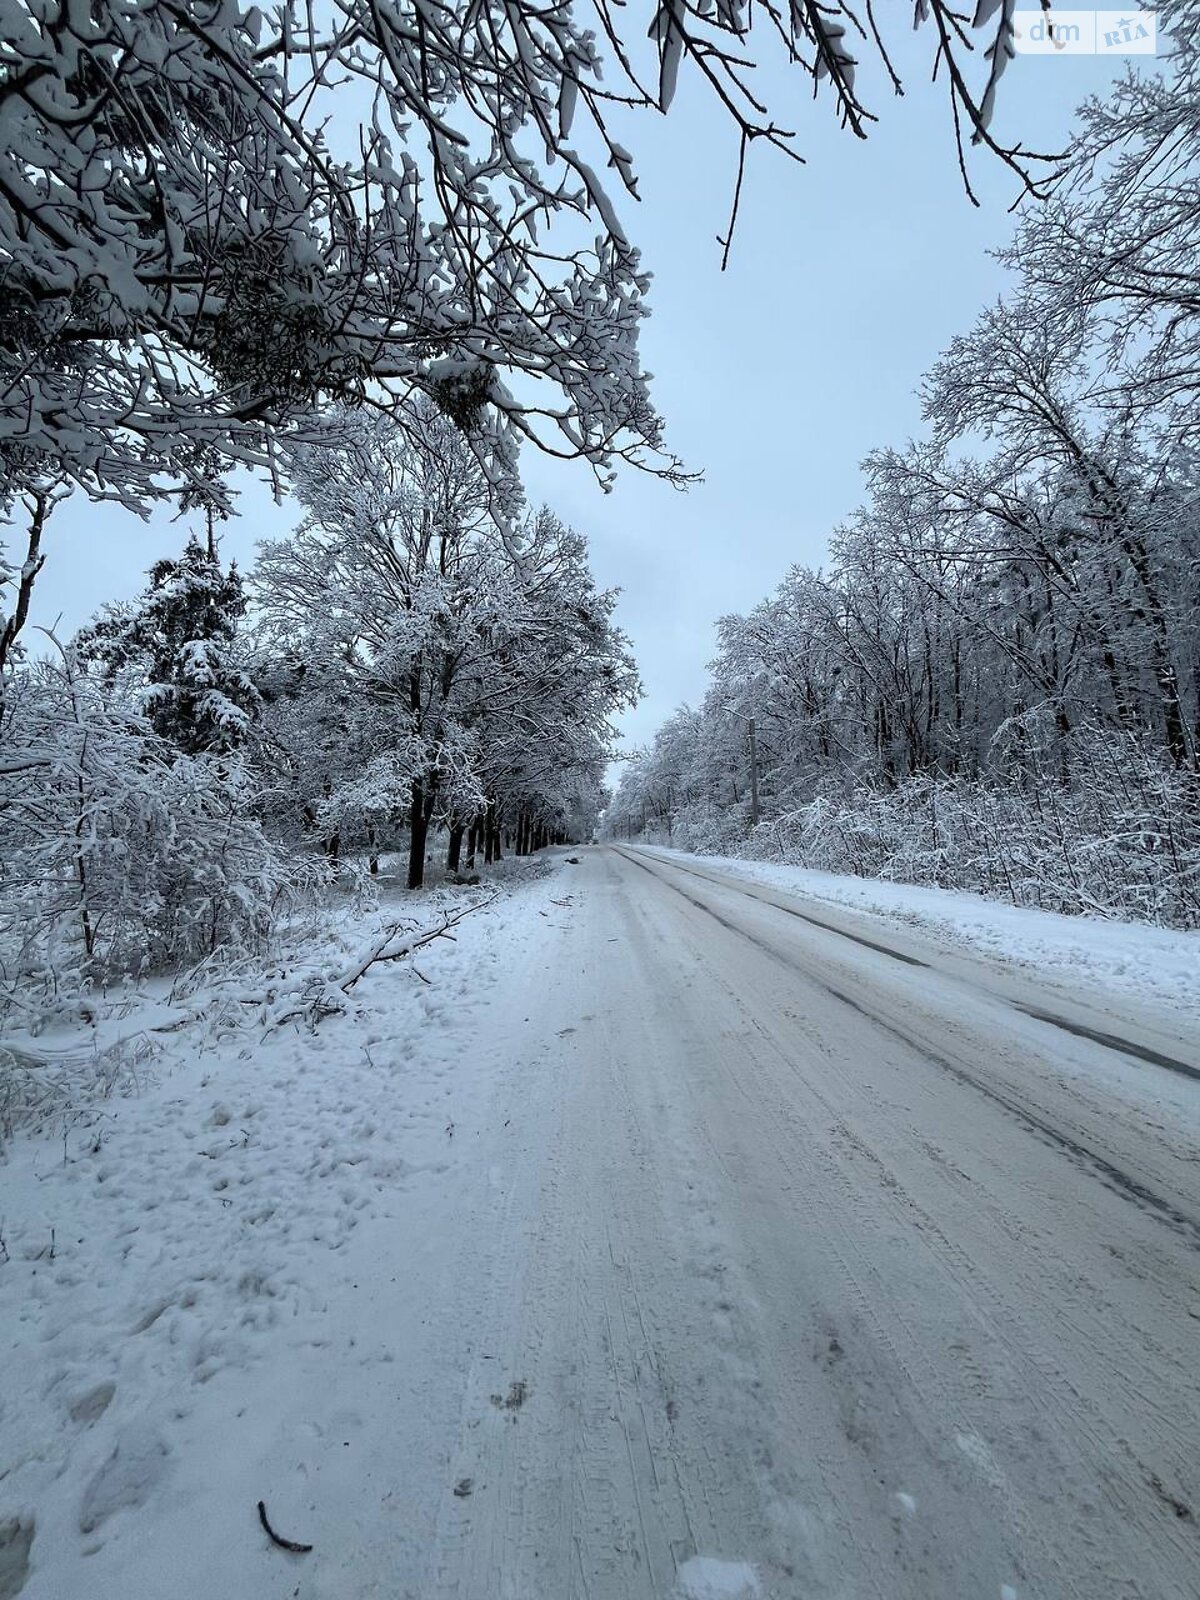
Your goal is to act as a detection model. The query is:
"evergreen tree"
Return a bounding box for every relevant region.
[82,536,260,757]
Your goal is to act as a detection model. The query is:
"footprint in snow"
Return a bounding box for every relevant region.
[68,1382,116,1427]
[78,1422,172,1535]
[0,1514,35,1600]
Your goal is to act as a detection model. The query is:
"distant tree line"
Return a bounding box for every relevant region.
[606,18,1200,928]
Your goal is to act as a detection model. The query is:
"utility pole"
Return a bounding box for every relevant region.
[721,702,762,832]
[748,716,760,828]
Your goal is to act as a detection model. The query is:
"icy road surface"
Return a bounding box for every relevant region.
[4,845,1199,1600]
[425,846,1200,1600]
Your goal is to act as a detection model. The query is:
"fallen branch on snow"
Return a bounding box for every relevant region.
[0,895,499,1082]
[259,894,499,1029]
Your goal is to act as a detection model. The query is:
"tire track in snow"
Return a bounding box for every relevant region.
[605,855,1073,1593]
[605,847,1199,1593]
[618,848,1200,1251]
[620,848,1200,1083]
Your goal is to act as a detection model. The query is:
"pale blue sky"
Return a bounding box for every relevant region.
[14,35,1131,754]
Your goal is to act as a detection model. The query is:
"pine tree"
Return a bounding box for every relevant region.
[82,535,260,756]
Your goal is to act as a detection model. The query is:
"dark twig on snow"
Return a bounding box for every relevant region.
[257,1500,313,1554]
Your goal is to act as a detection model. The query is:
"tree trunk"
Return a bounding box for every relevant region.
[0,490,50,708]
[74,791,95,960]
[447,824,464,873]
[407,777,430,890]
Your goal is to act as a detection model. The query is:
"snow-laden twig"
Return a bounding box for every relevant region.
[255,894,500,1029]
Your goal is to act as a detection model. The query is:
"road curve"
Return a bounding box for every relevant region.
[429,844,1200,1600]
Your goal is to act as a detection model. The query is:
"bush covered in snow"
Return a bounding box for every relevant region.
[756,750,1200,929]
[0,646,327,1014]
[627,725,1200,929]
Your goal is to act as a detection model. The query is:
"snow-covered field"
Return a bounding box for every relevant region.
[636,844,1200,1024]
[3,845,1199,1600]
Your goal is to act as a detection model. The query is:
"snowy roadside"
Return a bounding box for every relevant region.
[0,852,578,1600]
[634,844,1200,1024]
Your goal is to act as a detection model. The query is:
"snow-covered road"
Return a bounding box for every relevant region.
[424,844,1200,1600]
[5,845,1199,1599]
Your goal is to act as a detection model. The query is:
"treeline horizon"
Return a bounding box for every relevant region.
[605,28,1200,928]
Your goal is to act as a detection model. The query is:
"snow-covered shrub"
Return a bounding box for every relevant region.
[669,801,744,857]
[0,1028,154,1149]
[742,731,1200,928]
[0,648,328,1018]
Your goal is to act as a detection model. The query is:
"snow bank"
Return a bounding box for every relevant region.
[0,858,570,1599]
[637,846,1200,1023]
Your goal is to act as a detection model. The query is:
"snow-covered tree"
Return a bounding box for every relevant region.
[80,534,260,756]
[464,507,639,860]
[1,0,1049,517]
[1000,1,1200,438]
[251,406,499,884]
[251,411,637,885]
[0,482,66,715]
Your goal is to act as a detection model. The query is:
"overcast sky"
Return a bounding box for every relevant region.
[12,34,1129,758]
